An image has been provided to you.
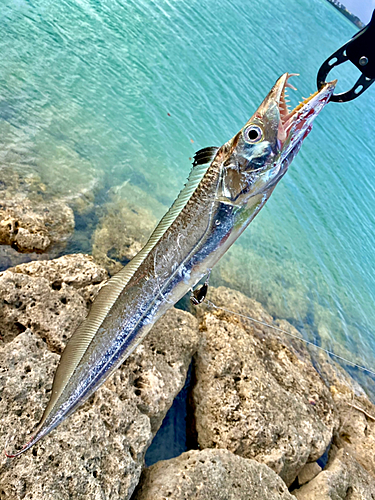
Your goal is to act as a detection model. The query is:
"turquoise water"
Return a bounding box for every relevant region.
[1,0,375,389]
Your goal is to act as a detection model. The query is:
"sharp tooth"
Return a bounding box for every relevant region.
[285,82,297,91]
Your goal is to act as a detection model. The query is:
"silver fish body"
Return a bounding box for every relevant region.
[7,73,336,456]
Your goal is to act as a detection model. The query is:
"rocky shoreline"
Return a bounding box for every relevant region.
[0,253,375,499]
[0,171,375,498]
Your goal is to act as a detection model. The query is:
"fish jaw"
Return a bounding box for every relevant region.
[275,73,336,164]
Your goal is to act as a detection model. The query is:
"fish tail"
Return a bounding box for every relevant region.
[4,425,47,458]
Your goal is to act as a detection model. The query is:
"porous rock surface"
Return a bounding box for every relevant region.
[0,199,74,254]
[292,448,375,499]
[0,306,199,499]
[313,350,375,480]
[133,448,294,500]
[193,287,339,486]
[0,165,76,268]
[0,254,108,352]
[296,462,322,486]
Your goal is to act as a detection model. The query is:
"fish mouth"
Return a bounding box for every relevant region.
[275,73,336,146]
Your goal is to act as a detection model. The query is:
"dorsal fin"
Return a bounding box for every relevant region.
[36,147,220,432]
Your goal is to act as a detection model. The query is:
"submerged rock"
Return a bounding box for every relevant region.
[133,448,294,500]
[92,184,166,275]
[292,448,375,499]
[193,287,339,487]
[92,200,157,275]
[0,165,75,265]
[0,199,74,254]
[0,307,199,499]
[0,119,104,215]
[0,254,107,352]
[213,244,310,321]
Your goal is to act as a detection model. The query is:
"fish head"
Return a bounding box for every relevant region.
[218,73,336,206]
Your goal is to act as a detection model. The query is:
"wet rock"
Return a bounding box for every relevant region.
[133,448,294,500]
[0,165,75,264]
[213,244,310,321]
[313,351,375,480]
[0,199,74,254]
[193,287,339,486]
[92,184,166,275]
[292,448,375,499]
[0,308,199,500]
[0,121,104,216]
[0,254,108,352]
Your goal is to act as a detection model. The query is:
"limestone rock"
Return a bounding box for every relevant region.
[0,308,199,499]
[193,287,339,486]
[92,201,156,275]
[0,254,108,352]
[312,351,375,480]
[0,123,104,216]
[0,198,74,254]
[311,350,368,400]
[297,462,322,486]
[92,184,166,275]
[293,448,375,499]
[133,448,294,500]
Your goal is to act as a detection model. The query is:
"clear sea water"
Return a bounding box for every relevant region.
[1,0,375,399]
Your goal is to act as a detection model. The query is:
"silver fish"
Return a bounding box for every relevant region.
[7,73,336,456]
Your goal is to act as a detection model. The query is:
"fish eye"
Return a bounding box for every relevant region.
[244,125,263,143]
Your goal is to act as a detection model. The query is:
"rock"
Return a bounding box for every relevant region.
[334,400,375,480]
[0,122,104,216]
[0,199,74,254]
[133,448,294,500]
[0,254,108,352]
[0,165,76,264]
[312,351,375,480]
[311,350,368,400]
[0,308,199,500]
[193,287,339,486]
[297,462,322,486]
[92,199,158,275]
[213,244,310,321]
[91,183,166,276]
[292,448,375,499]
[0,246,43,273]
[201,286,312,360]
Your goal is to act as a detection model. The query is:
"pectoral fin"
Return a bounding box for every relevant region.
[193,147,219,167]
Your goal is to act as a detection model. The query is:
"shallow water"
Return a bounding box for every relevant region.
[1,0,375,391]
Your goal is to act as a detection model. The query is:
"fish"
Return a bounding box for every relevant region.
[6,73,336,457]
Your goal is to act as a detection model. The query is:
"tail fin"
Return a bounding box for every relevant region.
[4,425,47,458]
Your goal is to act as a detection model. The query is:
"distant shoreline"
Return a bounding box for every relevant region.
[326,0,365,28]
